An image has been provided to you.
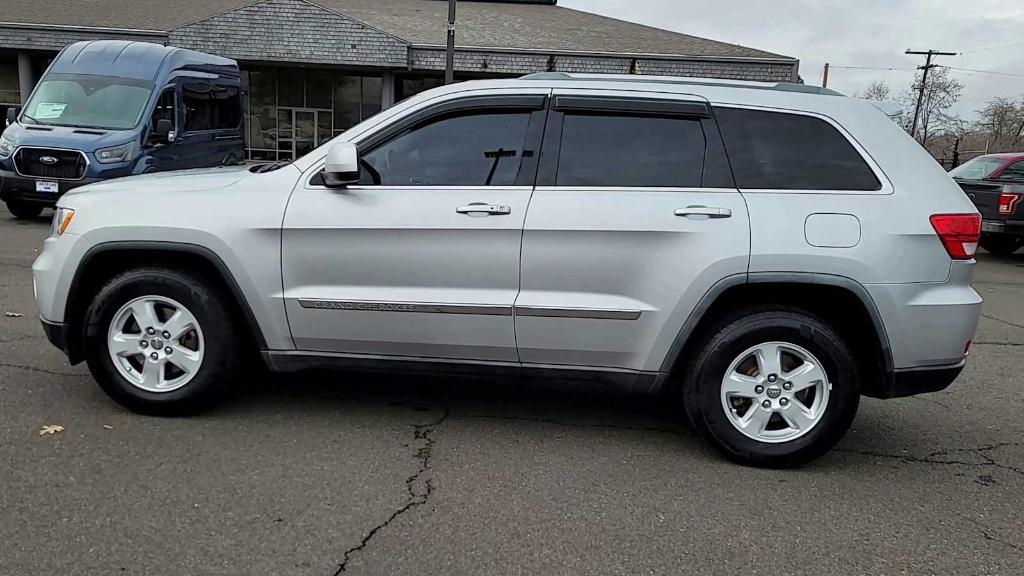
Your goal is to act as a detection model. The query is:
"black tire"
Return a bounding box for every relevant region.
[83,266,244,416]
[5,200,44,219]
[681,306,860,468]
[980,235,1022,256]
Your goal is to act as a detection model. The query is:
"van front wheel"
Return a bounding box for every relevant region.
[5,200,44,219]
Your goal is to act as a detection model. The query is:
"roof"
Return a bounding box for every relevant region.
[51,40,236,81]
[0,0,794,61]
[521,72,838,94]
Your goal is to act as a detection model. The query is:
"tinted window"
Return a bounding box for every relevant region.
[556,114,705,187]
[361,111,531,186]
[183,84,241,132]
[996,161,1024,181]
[715,107,881,191]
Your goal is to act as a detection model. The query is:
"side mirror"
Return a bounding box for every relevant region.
[153,118,174,143]
[6,106,20,127]
[323,142,360,187]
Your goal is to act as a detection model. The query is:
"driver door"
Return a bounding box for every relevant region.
[281,92,549,362]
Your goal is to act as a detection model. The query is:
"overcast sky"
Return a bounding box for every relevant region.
[561,0,1024,119]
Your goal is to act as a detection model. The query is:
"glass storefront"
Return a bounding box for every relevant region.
[241,67,382,161]
[0,59,22,124]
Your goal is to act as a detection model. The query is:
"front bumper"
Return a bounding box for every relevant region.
[40,317,72,357]
[0,170,102,207]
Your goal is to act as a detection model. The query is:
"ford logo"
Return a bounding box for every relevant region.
[39,156,59,165]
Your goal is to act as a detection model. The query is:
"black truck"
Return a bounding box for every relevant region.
[950,153,1024,256]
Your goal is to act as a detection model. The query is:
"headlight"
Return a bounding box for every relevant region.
[51,207,75,236]
[95,142,134,164]
[0,134,15,159]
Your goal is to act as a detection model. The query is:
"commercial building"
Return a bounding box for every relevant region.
[0,0,799,160]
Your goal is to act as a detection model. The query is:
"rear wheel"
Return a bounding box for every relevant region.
[83,266,244,415]
[5,200,44,219]
[681,307,860,468]
[980,234,1022,256]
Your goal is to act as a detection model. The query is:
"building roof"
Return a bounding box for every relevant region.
[0,0,793,61]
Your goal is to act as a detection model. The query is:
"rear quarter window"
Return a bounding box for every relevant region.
[714,107,881,191]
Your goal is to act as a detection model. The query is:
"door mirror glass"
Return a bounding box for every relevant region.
[6,106,20,126]
[324,142,360,187]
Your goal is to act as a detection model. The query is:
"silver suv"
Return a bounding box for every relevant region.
[32,73,982,467]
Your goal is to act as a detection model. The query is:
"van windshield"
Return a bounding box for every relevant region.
[21,74,153,131]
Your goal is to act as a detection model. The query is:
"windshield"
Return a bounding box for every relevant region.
[949,156,1006,180]
[21,74,153,130]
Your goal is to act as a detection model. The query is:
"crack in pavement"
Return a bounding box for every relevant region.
[981,314,1024,331]
[837,442,1024,479]
[333,404,450,574]
[0,335,45,345]
[972,341,1024,347]
[0,362,81,378]
[957,514,1022,553]
[910,394,952,410]
[452,412,686,435]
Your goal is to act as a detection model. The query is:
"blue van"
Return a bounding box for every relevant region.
[0,40,245,218]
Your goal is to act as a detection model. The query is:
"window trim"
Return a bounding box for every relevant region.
[305,94,549,189]
[712,103,893,195]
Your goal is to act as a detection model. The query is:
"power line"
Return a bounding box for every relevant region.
[939,65,1024,78]
[829,65,917,72]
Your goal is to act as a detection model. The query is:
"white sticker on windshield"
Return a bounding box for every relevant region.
[35,103,67,119]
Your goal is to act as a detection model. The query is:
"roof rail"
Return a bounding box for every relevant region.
[519,72,844,96]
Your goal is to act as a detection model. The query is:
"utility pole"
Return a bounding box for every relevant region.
[905,49,957,139]
[821,63,829,88]
[445,0,457,84]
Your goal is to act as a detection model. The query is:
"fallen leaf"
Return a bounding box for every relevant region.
[4,312,23,318]
[102,425,113,430]
[39,424,65,436]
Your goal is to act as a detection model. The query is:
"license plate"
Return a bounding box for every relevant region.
[35,180,59,193]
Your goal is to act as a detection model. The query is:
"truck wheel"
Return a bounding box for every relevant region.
[682,306,860,468]
[980,235,1022,256]
[5,200,44,219]
[83,266,244,415]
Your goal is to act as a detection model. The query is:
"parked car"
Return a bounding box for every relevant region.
[949,153,1024,255]
[32,73,982,467]
[0,40,244,219]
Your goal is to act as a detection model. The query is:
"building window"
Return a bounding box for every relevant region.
[243,67,384,162]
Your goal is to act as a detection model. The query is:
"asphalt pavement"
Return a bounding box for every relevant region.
[1,212,1021,575]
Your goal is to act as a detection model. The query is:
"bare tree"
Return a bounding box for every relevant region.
[903,67,964,146]
[976,96,1024,151]
[857,79,891,101]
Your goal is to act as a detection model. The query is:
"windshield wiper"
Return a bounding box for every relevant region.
[20,113,50,126]
[250,160,292,173]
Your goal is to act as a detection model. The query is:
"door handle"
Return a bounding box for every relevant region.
[456,203,512,216]
[674,206,732,219]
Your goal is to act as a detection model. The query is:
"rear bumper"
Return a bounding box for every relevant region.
[0,170,101,207]
[876,361,965,399]
[981,219,1024,236]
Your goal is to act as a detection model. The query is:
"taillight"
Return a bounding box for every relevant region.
[930,213,981,260]
[998,192,1022,215]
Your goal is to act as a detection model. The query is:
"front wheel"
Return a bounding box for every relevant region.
[682,307,860,468]
[83,266,244,415]
[980,234,1022,256]
[5,200,44,219]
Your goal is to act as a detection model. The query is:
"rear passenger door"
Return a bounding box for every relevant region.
[515,91,750,373]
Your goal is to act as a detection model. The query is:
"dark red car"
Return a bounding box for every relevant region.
[950,153,1024,255]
